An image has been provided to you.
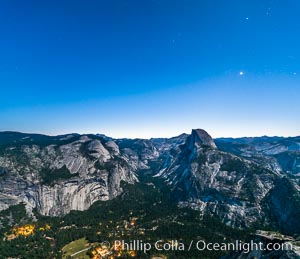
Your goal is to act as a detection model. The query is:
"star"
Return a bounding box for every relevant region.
[239,71,244,76]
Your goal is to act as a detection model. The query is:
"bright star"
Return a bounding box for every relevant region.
[239,71,244,76]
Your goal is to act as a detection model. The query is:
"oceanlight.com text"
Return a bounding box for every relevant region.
[101,239,294,254]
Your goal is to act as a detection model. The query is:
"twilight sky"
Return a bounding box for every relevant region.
[0,0,299,138]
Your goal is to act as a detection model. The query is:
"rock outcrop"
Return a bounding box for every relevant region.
[190,129,217,149]
[0,134,139,216]
[157,129,300,232]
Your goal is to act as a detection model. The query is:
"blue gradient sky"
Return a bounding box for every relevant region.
[0,0,299,138]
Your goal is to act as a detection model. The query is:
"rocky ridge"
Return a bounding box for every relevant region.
[0,130,299,235]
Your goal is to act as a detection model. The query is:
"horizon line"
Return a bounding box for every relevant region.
[0,129,299,140]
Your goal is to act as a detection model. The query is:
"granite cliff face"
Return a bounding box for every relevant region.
[0,130,299,234]
[190,129,217,148]
[0,133,146,216]
[156,129,300,232]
